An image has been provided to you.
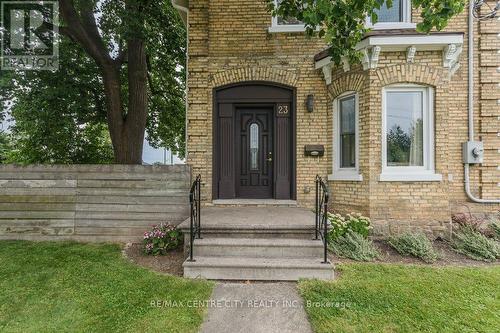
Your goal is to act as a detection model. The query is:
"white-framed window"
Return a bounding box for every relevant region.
[380,84,442,182]
[329,92,363,182]
[268,0,306,33]
[367,0,416,30]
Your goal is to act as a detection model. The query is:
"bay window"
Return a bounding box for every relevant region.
[380,85,441,181]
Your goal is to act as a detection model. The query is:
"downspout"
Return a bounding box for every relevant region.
[464,1,500,203]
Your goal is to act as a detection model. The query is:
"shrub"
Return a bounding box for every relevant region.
[329,230,380,262]
[388,232,439,263]
[451,208,485,232]
[489,219,500,241]
[143,223,182,255]
[328,212,372,240]
[450,226,500,262]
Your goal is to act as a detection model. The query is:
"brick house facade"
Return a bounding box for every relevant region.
[173,0,500,236]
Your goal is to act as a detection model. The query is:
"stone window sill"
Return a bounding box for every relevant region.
[379,173,443,182]
[268,25,306,33]
[328,172,364,182]
[367,22,417,30]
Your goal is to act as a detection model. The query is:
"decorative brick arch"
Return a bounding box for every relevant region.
[209,67,299,88]
[374,64,448,89]
[327,72,367,100]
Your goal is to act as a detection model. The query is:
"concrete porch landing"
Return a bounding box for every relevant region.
[178,206,316,238]
[180,206,334,281]
[212,199,297,206]
[180,206,314,227]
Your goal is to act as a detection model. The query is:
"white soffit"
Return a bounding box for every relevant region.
[355,34,464,52]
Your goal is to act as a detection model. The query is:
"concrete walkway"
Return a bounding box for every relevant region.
[200,282,313,333]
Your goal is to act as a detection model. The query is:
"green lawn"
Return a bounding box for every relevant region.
[299,263,500,333]
[0,241,213,333]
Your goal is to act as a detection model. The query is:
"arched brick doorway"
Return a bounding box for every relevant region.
[212,82,296,200]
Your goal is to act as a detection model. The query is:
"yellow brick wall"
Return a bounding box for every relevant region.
[478,3,500,204]
[187,0,330,206]
[186,1,500,235]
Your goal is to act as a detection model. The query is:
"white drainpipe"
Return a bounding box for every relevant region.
[464,1,500,203]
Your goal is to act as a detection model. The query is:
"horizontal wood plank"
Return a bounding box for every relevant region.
[0,165,191,241]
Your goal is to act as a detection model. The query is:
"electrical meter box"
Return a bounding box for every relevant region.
[462,141,484,164]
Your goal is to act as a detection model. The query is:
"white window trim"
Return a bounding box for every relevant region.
[329,92,363,182]
[366,0,416,30]
[380,84,442,182]
[268,0,306,33]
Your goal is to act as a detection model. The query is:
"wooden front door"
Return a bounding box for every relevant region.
[235,108,273,198]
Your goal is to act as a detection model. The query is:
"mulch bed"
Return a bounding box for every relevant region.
[123,243,185,277]
[330,239,500,267]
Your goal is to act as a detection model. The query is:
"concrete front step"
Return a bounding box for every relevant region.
[193,237,323,258]
[188,225,314,240]
[183,257,334,281]
[180,223,316,240]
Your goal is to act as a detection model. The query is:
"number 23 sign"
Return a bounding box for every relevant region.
[277,104,289,116]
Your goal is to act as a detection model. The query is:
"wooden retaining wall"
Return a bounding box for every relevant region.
[0,165,191,242]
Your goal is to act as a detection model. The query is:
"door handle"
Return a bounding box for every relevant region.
[266,152,273,162]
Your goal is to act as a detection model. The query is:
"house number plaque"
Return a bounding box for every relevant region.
[277,104,289,116]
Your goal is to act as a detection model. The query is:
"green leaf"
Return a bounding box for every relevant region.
[270,0,465,66]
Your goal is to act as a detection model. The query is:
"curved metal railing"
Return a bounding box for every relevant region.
[187,174,201,262]
[315,175,330,264]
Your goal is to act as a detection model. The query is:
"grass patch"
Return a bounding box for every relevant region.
[0,241,213,333]
[388,232,439,263]
[450,226,500,262]
[329,231,380,262]
[299,264,500,333]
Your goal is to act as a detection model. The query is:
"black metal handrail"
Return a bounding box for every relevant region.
[187,174,202,262]
[315,175,330,264]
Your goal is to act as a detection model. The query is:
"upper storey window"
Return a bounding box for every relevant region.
[269,0,306,33]
[377,0,404,22]
[270,0,415,33]
[367,0,415,30]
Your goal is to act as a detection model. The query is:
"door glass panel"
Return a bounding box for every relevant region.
[250,123,259,170]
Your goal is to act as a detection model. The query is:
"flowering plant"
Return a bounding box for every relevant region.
[143,223,182,255]
[328,212,372,240]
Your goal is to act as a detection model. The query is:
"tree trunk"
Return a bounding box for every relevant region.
[58,1,149,164]
[102,39,148,164]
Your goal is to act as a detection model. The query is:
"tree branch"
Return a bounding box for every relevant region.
[116,40,128,66]
[58,0,113,68]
